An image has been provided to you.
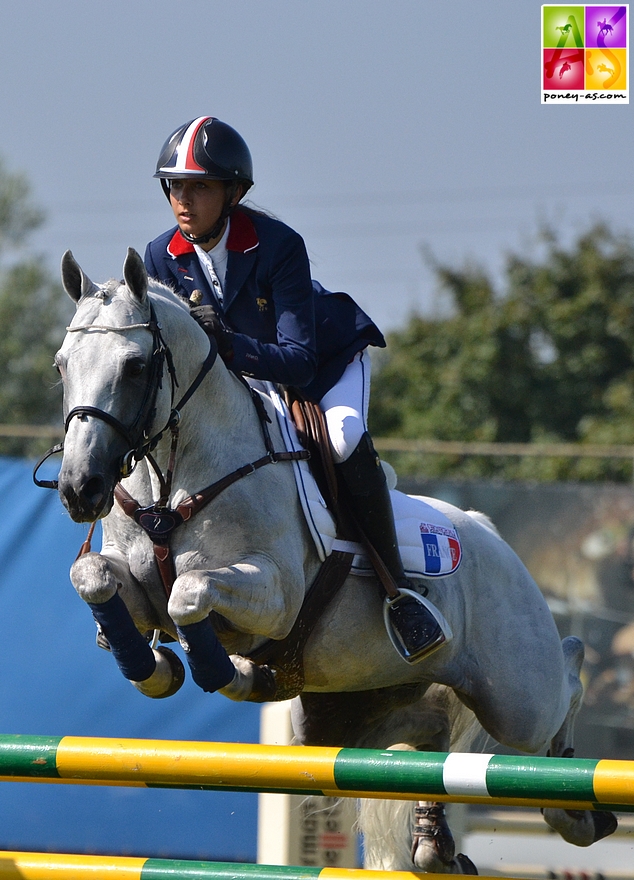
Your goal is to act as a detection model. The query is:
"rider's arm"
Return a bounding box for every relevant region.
[229,227,318,387]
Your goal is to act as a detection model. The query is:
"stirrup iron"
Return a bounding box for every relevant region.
[383,587,452,664]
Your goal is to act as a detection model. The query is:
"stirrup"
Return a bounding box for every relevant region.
[383,588,452,665]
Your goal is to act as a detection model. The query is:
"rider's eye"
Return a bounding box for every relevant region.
[125,358,146,378]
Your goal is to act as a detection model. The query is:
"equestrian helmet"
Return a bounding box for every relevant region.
[154,116,254,189]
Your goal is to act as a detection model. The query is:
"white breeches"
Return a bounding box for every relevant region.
[319,349,371,464]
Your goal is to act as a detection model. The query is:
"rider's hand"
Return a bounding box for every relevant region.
[190,304,234,361]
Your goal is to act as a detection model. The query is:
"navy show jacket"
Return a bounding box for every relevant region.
[144,208,385,402]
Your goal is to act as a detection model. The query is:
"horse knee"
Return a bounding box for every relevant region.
[168,571,213,626]
[70,552,118,604]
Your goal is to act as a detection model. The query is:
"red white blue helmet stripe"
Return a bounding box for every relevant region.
[157,116,212,176]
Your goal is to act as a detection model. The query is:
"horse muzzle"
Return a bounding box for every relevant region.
[58,465,118,523]
[59,475,114,522]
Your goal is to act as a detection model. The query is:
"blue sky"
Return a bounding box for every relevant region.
[1,0,632,333]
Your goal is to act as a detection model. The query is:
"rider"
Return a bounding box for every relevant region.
[144,116,449,664]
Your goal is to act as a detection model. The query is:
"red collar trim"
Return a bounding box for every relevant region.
[167,230,195,257]
[167,210,259,259]
[227,209,259,253]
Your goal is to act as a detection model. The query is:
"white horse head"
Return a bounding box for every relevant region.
[57,248,208,521]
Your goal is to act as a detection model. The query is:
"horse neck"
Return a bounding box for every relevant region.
[182,361,263,465]
[157,322,265,488]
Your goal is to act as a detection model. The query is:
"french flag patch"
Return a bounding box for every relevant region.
[419,522,462,576]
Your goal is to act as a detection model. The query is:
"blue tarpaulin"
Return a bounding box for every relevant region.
[0,458,260,860]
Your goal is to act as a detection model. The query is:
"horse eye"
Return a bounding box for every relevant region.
[125,358,146,377]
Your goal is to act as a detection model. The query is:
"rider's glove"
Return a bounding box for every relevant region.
[190,304,234,362]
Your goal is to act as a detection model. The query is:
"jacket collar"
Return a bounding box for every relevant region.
[167,209,259,258]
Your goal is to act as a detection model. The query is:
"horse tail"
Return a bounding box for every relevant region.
[357,684,483,871]
[464,508,501,538]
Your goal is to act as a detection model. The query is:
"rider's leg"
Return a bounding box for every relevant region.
[320,351,448,662]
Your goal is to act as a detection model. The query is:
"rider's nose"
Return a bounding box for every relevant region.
[172,183,193,205]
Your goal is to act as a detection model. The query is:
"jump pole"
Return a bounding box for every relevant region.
[0,852,518,880]
[1,734,633,811]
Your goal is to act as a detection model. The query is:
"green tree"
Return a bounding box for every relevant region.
[369,225,634,481]
[0,158,71,456]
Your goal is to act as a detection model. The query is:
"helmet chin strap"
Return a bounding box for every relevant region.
[179,210,229,246]
[163,180,241,247]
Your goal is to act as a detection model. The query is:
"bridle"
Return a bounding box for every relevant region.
[33,300,218,491]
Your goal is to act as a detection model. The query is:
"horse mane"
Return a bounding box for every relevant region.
[147,277,191,313]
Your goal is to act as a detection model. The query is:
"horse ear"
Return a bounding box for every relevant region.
[61,250,96,303]
[123,248,148,304]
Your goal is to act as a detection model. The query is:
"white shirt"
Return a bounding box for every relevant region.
[194,218,230,305]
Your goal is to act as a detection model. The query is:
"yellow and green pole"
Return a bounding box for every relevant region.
[0,852,520,880]
[1,734,633,810]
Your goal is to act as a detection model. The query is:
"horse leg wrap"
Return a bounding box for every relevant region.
[411,802,455,866]
[88,592,156,682]
[176,617,235,693]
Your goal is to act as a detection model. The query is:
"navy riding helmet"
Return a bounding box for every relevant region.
[154,116,254,245]
[154,116,254,192]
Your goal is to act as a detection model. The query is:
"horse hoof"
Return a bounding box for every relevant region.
[453,853,478,874]
[132,646,185,699]
[247,663,278,703]
[593,810,618,842]
[220,656,278,702]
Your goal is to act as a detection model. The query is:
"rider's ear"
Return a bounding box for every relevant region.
[61,250,97,303]
[123,248,148,304]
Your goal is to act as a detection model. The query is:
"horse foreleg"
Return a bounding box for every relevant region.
[542,636,618,846]
[71,552,184,698]
[165,560,299,702]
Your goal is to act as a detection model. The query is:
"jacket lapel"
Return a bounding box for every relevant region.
[164,231,216,305]
[170,253,215,305]
[223,250,257,312]
[222,210,260,313]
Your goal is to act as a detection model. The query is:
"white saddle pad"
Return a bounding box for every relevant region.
[249,381,462,579]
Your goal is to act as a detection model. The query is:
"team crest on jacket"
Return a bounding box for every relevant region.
[419,522,462,575]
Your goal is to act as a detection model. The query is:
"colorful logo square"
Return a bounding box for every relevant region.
[544,47,586,87]
[542,5,629,102]
[543,6,586,47]
[586,6,628,46]
[586,46,628,86]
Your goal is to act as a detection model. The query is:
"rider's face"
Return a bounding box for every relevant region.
[169,178,228,243]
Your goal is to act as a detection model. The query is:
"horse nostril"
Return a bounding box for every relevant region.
[82,476,106,508]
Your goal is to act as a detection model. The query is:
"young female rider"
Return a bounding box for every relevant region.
[144,116,448,670]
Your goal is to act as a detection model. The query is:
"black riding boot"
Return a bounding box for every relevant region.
[336,432,449,663]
